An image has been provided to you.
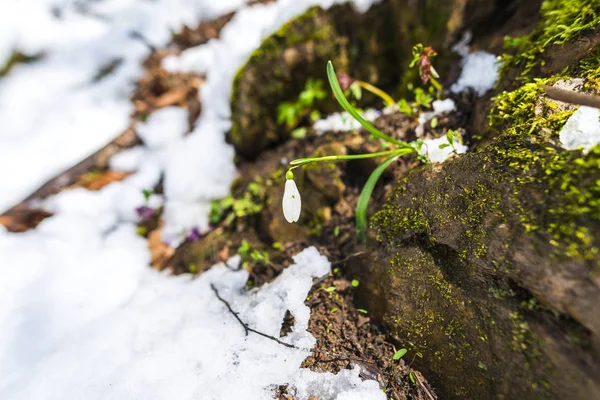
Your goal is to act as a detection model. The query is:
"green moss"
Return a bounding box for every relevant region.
[488,49,600,261]
[500,0,600,80]
[229,6,347,156]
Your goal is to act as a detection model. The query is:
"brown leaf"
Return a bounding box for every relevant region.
[148,226,176,270]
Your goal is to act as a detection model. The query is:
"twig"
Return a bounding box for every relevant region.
[330,251,366,266]
[210,283,297,349]
[414,372,436,400]
[539,84,600,109]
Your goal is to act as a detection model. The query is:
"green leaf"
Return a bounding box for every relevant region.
[142,189,153,201]
[397,98,413,116]
[291,127,308,139]
[350,82,362,100]
[430,116,438,128]
[357,309,368,314]
[409,372,416,384]
[309,109,321,122]
[393,348,407,360]
[356,155,399,241]
[439,143,450,149]
[327,61,409,148]
[446,130,455,146]
[325,286,336,292]
[351,279,359,287]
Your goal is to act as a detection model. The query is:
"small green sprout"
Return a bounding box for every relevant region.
[393,348,408,360]
[189,263,198,274]
[277,78,327,131]
[351,279,359,287]
[325,286,336,293]
[136,226,147,237]
[333,226,340,236]
[438,129,461,154]
[430,116,439,128]
[357,309,368,314]
[330,307,338,313]
[142,189,153,201]
[409,372,416,384]
[291,127,308,139]
[238,240,251,258]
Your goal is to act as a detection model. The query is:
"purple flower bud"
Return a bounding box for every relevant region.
[187,227,202,241]
[136,206,155,220]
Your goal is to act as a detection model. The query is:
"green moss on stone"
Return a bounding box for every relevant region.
[500,0,600,80]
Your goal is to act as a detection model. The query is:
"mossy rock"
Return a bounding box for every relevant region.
[349,3,600,397]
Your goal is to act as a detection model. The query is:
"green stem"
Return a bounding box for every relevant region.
[289,148,414,169]
[430,77,442,93]
[355,81,396,107]
[327,61,411,149]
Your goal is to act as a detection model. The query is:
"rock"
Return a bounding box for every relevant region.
[346,5,600,395]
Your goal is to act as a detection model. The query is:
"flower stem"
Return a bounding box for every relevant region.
[289,148,414,169]
[430,77,442,92]
[354,81,396,107]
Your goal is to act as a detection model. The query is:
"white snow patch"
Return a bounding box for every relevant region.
[162,40,218,75]
[421,134,468,163]
[416,99,456,137]
[313,109,382,133]
[0,235,383,399]
[559,106,600,154]
[136,106,189,149]
[450,32,499,96]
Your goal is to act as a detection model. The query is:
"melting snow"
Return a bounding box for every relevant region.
[450,32,499,96]
[421,135,468,163]
[559,106,600,154]
[313,108,384,133]
[0,0,388,399]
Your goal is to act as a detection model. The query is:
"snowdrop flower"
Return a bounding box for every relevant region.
[282,170,301,223]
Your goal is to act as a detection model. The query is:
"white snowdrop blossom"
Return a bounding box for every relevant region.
[283,170,301,223]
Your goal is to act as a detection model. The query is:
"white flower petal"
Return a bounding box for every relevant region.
[282,179,301,223]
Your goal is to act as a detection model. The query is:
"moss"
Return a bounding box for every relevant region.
[488,50,600,261]
[499,0,600,80]
[367,21,600,398]
[229,6,346,156]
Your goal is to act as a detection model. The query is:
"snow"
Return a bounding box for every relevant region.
[136,107,189,149]
[559,106,600,154]
[416,99,457,137]
[0,0,248,213]
[0,0,389,398]
[450,32,499,96]
[314,109,382,133]
[421,134,468,163]
[0,239,383,399]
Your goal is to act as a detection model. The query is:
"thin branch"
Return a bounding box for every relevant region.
[330,251,366,266]
[414,372,436,400]
[539,84,600,109]
[210,283,297,349]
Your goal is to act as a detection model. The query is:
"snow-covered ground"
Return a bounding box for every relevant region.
[0,0,389,399]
